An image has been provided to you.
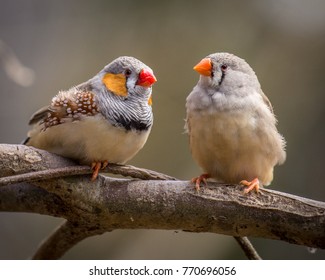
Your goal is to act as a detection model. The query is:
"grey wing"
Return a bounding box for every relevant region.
[28,106,52,125]
[22,106,51,144]
[28,90,99,128]
[259,89,274,114]
[259,90,287,164]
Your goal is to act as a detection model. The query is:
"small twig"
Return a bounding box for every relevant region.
[0,166,90,186]
[104,163,176,181]
[234,236,262,260]
[32,220,106,260]
[0,164,176,187]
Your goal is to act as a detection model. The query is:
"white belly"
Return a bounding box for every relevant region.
[27,115,151,165]
[188,111,275,185]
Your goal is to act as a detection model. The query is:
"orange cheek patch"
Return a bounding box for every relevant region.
[102,73,128,97]
[148,94,153,106]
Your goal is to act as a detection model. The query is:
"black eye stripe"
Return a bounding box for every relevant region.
[219,64,227,86]
[210,60,214,77]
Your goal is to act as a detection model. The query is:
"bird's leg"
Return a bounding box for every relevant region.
[240,178,260,193]
[191,173,210,191]
[91,162,101,181]
[101,160,109,169]
[91,160,109,181]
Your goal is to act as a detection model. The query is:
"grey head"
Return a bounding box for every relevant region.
[87,56,157,131]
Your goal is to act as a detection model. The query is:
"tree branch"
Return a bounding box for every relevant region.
[1,144,325,259]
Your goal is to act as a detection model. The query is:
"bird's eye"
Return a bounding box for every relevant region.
[125,69,132,76]
[221,64,228,71]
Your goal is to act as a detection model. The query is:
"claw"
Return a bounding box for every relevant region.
[101,160,109,169]
[191,173,210,191]
[240,178,260,193]
[91,161,109,181]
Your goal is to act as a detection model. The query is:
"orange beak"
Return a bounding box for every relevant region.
[136,69,157,87]
[193,58,212,76]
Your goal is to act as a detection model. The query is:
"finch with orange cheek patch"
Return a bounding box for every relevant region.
[185,52,286,193]
[24,56,157,180]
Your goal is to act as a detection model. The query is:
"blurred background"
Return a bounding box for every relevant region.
[1,0,324,260]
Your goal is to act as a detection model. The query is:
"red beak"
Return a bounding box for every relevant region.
[136,69,157,87]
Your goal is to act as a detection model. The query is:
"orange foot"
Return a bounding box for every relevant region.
[91,160,109,181]
[240,178,260,194]
[191,173,210,191]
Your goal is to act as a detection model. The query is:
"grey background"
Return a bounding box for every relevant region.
[0,0,324,259]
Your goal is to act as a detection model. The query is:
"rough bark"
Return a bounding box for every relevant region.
[1,144,324,259]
